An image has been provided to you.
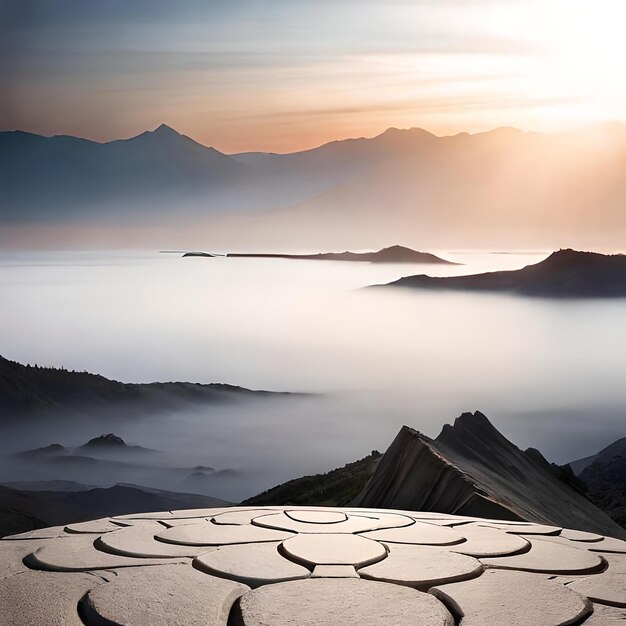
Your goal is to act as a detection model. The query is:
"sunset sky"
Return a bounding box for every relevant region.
[2,0,625,153]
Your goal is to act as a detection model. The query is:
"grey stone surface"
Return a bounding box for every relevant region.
[96,521,208,557]
[2,525,68,540]
[361,521,465,545]
[311,565,358,578]
[281,533,387,567]
[212,509,281,525]
[2,506,625,624]
[195,542,310,587]
[285,509,348,524]
[0,539,53,581]
[252,511,413,534]
[583,603,626,624]
[560,528,604,542]
[359,543,483,590]
[157,521,294,546]
[481,536,605,574]
[0,570,103,626]
[450,523,531,557]
[233,578,455,626]
[82,563,249,625]
[24,533,185,571]
[431,569,592,625]
[568,572,626,607]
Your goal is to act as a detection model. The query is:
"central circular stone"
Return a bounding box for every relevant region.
[281,533,387,567]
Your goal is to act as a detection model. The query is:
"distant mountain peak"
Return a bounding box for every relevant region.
[82,433,126,448]
[151,123,180,137]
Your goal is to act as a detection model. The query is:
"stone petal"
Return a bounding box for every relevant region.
[233,578,454,626]
[156,522,294,546]
[195,542,309,587]
[451,524,531,557]
[24,533,185,571]
[359,543,483,590]
[252,511,413,534]
[481,536,605,574]
[81,563,248,626]
[431,569,592,626]
[280,533,387,567]
[361,521,465,546]
[96,521,207,557]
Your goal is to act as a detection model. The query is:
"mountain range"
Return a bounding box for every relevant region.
[3,123,626,248]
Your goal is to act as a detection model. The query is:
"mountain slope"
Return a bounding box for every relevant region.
[0,124,247,219]
[378,249,626,297]
[242,451,382,507]
[0,355,294,422]
[0,483,229,538]
[357,412,625,538]
[575,438,626,528]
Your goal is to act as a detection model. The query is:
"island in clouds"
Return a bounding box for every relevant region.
[181,245,457,265]
[375,249,626,297]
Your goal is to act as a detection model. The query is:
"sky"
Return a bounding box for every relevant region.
[1,0,625,153]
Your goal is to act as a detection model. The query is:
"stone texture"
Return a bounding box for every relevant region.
[195,542,309,588]
[156,521,294,546]
[431,569,592,625]
[3,506,625,624]
[479,522,562,535]
[583,603,626,624]
[481,536,605,574]
[359,544,483,590]
[212,509,281,525]
[560,528,604,542]
[568,572,626,607]
[81,563,249,626]
[361,521,465,545]
[311,565,358,578]
[64,518,129,534]
[285,509,348,524]
[96,521,207,557]
[2,525,68,540]
[233,578,455,626]
[24,533,185,571]
[450,523,531,557]
[281,533,387,567]
[0,570,103,626]
[252,511,413,534]
[0,539,53,581]
[586,536,626,553]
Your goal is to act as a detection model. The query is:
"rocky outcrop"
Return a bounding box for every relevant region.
[357,412,625,538]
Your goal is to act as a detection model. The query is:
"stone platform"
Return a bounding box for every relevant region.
[1,506,625,625]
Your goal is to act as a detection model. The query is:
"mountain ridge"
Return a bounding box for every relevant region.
[376,249,626,297]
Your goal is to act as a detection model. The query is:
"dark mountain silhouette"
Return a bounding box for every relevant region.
[378,249,626,297]
[569,438,626,475]
[184,245,456,264]
[0,483,229,538]
[0,355,296,422]
[356,412,624,538]
[569,438,626,528]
